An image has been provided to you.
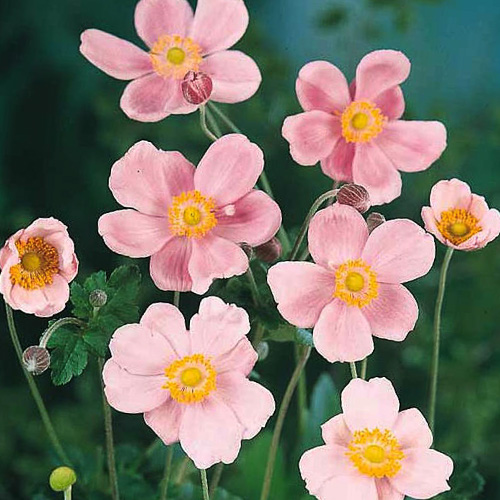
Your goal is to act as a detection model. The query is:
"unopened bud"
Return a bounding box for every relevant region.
[49,466,77,492]
[182,71,213,105]
[254,237,282,263]
[240,242,254,259]
[22,346,50,375]
[337,184,371,214]
[366,212,386,233]
[89,289,107,308]
[256,341,269,361]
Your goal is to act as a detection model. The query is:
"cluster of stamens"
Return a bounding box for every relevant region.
[341,101,387,143]
[334,258,378,307]
[436,208,481,246]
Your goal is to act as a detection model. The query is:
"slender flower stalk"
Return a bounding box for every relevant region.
[360,357,368,380]
[160,447,174,500]
[428,247,454,432]
[200,469,210,500]
[209,463,224,497]
[349,362,358,379]
[175,455,191,485]
[39,317,86,348]
[64,486,72,500]
[199,106,218,142]
[205,107,222,137]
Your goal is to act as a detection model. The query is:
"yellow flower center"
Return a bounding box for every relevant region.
[436,208,482,246]
[168,190,218,238]
[163,354,217,404]
[334,259,378,307]
[341,101,386,143]
[150,34,202,79]
[10,237,59,290]
[347,428,404,478]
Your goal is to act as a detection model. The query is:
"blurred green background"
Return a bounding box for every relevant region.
[1,0,499,498]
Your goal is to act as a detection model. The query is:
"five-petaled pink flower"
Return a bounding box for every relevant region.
[98,134,281,294]
[80,0,261,122]
[282,50,447,205]
[300,377,453,500]
[103,296,275,469]
[267,204,435,363]
[0,218,79,317]
[422,178,500,251]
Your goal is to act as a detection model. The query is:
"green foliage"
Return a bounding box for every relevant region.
[435,456,485,500]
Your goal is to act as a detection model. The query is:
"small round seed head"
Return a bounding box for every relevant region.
[337,184,371,214]
[89,289,108,308]
[49,467,77,492]
[256,341,269,361]
[22,346,51,375]
[254,237,282,263]
[181,71,213,105]
[367,212,386,233]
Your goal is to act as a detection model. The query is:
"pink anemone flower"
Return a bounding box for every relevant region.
[0,218,79,317]
[80,0,261,122]
[422,178,500,251]
[282,50,447,205]
[103,296,275,469]
[98,134,281,294]
[267,204,435,363]
[300,377,453,500]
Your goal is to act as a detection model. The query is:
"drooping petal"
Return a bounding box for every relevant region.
[376,478,404,500]
[214,338,257,377]
[144,398,185,445]
[392,408,433,450]
[321,414,352,447]
[320,139,355,182]
[429,178,472,217]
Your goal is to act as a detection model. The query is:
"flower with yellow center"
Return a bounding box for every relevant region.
[9,237,60,290]
[150,34,203,80]
[341,101,387,143]
[334,259,378,307]
[346,428,404,478]
[163,354,217,404]
[436,208,482,246]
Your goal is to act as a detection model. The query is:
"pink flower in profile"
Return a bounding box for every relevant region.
[0,218,78,317]
[282,50,447,205]
[98,134,281,294]
[80,0,261,122]
[300,377,453,499]
[103,296,275,469]
[422,178,500,251]
[267,204,435,362]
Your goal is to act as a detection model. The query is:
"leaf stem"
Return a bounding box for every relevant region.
[199,105,218,142]
[39,317,86,348]
[200,469,210,500]
[349,362,358,379]
[360,357,368,380]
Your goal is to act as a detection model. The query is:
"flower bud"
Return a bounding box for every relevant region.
[240,242,254,260]
[337,184,371,214]
[89,289,108,308]
[182,71,213,105]
[366,212,386,233]
[256,341,269,361]
[254,237,282,263]
[22,346,50,375]
[49,466,77,492]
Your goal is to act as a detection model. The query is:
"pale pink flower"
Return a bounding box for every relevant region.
[282,50,447,205]
[103,296,275,469]
[300,377,453,500]
[267,204,435,363]
[80,0,261,122]
[98,134,281,294]
[422,178,500,251]
[0,218,79,317]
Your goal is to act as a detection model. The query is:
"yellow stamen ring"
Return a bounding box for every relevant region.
[334,259,378,308]
[341,101,387,143]
[436,208,482,246]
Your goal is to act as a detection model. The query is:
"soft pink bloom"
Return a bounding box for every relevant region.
[0,218,79,317]
[98,134,281,294]
[103,296,275,469]
[282,50,447,205]
[422,178,500,251]
[267,204,435,362]
[300,377,453,500]
[80,0,261,122]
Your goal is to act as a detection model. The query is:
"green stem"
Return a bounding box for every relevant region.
[260,346,311,500]
[209,463,224,497]
[428,247,454,433]
[360,357,368,380]
[200,469,210,500]
[295,344,308,437]
[159,446,174,500]
[173,291,180,309]
[39,317,86,348]
[175,455,190,485]
[205,106,222,137]
[246,266,261,307]
[252,323,266,349]
[64,486,72,500]
[199,106,218,142]
[349,362,358,379]
[4,302,70,464]
[208,102,242,134]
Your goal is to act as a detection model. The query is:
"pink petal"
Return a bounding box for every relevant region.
[200,50,261,103]
[267,262,335,328]
[102,360,167,413]
[194,134,263,206]
[376,478,404,500]
[296,60,351,113]
[354,50,410,102]
[282,111,340,166]
[374,86,405,120]
[341,377,400,432]
[37,274,71,317]
[362,219,435,283]
[313,300,374,363]
[149,237,193,292]
[109,140,195,216]
[217,372,275,439]
[144,398,185,445]
[468,193,490,220]
[214,190,282,246]
[80,29,152,80]
[421,206,446,246]
[429,178,472,217]
[189,0,249,55]
[392,408,433,450]
[362,283,418,341]
[214,338,257,377]
[134,0,194,47]
[376,120,447,172]
[98,210,171,258]
[320,139,355,182]
[390,448,453,499]
[321,414,352,447]
[308,204,369,268]
[475,208,500,248]
[318,475,378,500]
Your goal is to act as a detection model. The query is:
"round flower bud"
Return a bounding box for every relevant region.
[254,237,282,263]
[181,71,213,105]
[240,242,254,260]
[337,184,371,214]
[89,289,108,308]
[366,212,386,233]
[49,466,77,492]
[22,346,50,375]
[256,341,269,361]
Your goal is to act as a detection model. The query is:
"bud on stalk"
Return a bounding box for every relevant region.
[337,184,371,214]
[182,71,213,105]
[366,212,386,233]
[22,346,51,375]
[255,237,282,263]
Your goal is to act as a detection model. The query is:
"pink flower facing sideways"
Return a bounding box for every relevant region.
[268,204,435,362]
[282,50,447,205]
[98,134,281,294]
[300,378,453,500]
[103,297,275,469]
[422,178,500,251]
[0,218,78,317]
[80,0,261,122]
